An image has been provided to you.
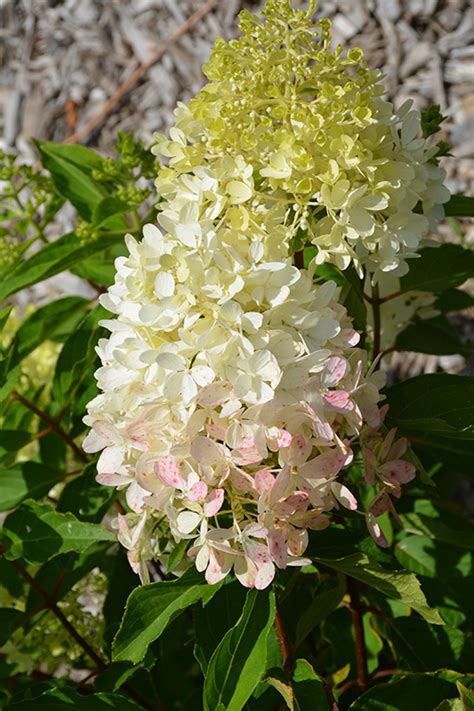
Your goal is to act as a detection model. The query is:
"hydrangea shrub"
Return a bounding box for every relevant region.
[1,2,474,709]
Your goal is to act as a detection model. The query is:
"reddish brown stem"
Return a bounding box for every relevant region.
[347,577,369,691]
[294,250,305,269]
[370,284,381,365]
[362,290,403,305]
[12,390,88,463]
[8,558,106,670]
[371,668,400,680]
[274,604,293,672]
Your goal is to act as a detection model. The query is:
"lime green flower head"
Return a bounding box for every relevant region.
[154,0,449,279]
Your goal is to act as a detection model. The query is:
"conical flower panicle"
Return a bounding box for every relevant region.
[85,1,426,588]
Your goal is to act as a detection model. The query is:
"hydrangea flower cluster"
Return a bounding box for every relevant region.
[154,0,449,279]
[84,1,420,589]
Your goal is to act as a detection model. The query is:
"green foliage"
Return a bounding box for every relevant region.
[2,500,115,563]
[421,104,446,138]
[202,588,276,711]
[400,243,474,293]
[112,569,223,664]
[444,194,474,217]
[313,551,443,624]
[385,374,474,475]
[348,672,473,711]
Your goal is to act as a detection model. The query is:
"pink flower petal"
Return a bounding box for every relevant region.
[323,390,353,413]
[268,530,288,568]
[229,467,255,493]
[277,492,309,516]
[93,421,120,443]
[331,482,358,510]
[189,480,208,501]
[126,481,150,513]
[381,460,416,483]
[154,456,183,488]
[190,436,223,466]
[286,526,308,556]
[288,434,312,466]
[299,449,349,480]
[204,488,224,517]
[205,548,232,585]
[96,472,128,487]
[255,469,275,495]
[312,416,334,443]
[254,561,275,589]
[322,356,347,387]
[267,428,292,451]
[368,492,390,517]
[206,423,226,441]
[269,466,291,503]
[366,512,388,547]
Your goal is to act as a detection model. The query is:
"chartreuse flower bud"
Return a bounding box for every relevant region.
[153,0,449,279]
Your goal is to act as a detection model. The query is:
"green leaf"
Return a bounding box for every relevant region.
[0,607,24,645]
[385,373,474,437]
[394,315,469,356]
[0,305,13,332]
[385,374,474,474]
[339,265,367,333]
[203,588,276,711]
[57,462,116,522]
[349,674,460,711]
[292,659,330,711]
[36,142,103,172]
[264,674,295,710]
[0,231,126,303]
[52,305,106,408]
[36,141,105,220]
[400,244,474,293]
[435,700,464,711]
[112,568,222,664]
[0,430,31,458]
[166,538,191,574]
[102,552,141,654]
[375,617,474,673]
[398,499,474,550]
[313,552,443,624]
[2,499,115,563]
[0,364,20,413]
[92,197,130,229]
[444,194,474,217]
[456,681,474,709]
[3,687,142,710]
[435,288,474,313]
[313,261,366,331]
[193,581,247,673]
[72,241,128,287]
[6,297,88,368]
[0,461,62,511]
[421,104,446,137]
[396,536,472,579]
[295,575,345,648]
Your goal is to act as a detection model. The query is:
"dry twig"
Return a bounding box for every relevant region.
[63,0,219,145]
